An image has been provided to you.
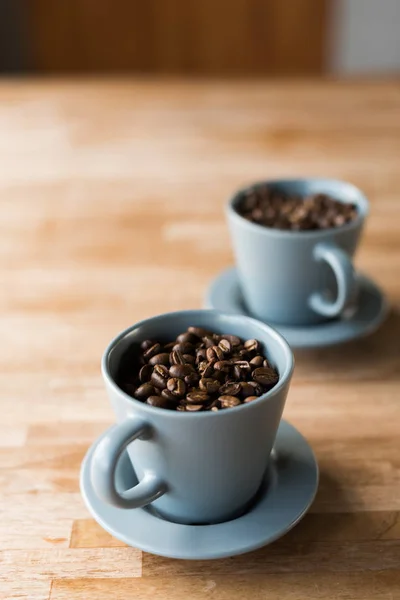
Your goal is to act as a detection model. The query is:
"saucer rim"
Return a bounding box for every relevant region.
[205,268,388,349]
[80,420,319,560]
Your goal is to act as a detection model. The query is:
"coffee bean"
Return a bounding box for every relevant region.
[252,367,279,387]
[219,395,241,408]
[134,383,155,399]
[186,391,210,404]
[244,339,260,353]
[184,372,200,386]
[151,364,170,389]
[117,328,279,411]
[219,382,241,396]
[169,363,192,378]
[148,352,170,366]
[206,345,224,362]
[214,360,231,373]
[163,341,176,351]
[140,340,155,352]
[250,355,264,368]
[187,326,212,338]
[233,360,251,375]
[203,336,216,348]
[223,334,241,347]
[176,332,198,345]
[139,364,152,383]
[143,343,161,360]
[173,342,195,355]
[185,404,203,412]
[196,348,207,363]
[183,354,195,365]
[199,378,220,394]
[218,339,231,354]
[146,395,172,409]
[244,395,259,403]
[167,377,186,398]
[170,350,185,365]
[161,389,179,402]
[237,186,357,232]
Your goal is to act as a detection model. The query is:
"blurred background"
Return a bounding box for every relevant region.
[1,0,400,76]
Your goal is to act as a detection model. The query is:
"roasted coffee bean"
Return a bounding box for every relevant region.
[173,342,195,355]
[139,364,152,383]
[219,395,241,408]
[143,343,161,360]
[186,391,210,404]
[169,363,193,378]
[183,354,195,365]
[240,381,262,398]
[214,360,231,373]
[163,341,176,351]
[176,332,198,345]
[134,383,155,399]
[185,404,203,412]
[219,381,241,396]
[250,355,264,368]
[184,372,200,386]
[244,339,260,353]
[140,340,155,352]
[148,352,170,366]
[146,395,171,409]
[151,364,170,389]
[223,334,241,347]
[199,361,214,378]
[167,377,186,398]
[253,367,279,386]
[206,345,224,362]
[199,378,220,394]
[187,326,212,338]
[117,329,278,411]
[170,350,185,365]
[237,186,357,232]
[218,338,231,354]
[160,389,178,402]
[244,395,259,403]
[203,335,216,348]
[233,360,251,375]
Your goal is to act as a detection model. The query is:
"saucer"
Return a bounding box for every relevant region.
[205,268,388,349]
[80,420,318,560]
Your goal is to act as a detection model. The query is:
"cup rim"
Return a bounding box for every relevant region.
[226,177,369,239]
[101,309,294,419]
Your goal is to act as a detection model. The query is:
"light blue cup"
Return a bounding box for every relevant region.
[90,310,294,525]
[227,179,369,326]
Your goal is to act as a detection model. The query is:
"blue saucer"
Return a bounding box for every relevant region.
[80,421,318,560]
[205,268,388,349]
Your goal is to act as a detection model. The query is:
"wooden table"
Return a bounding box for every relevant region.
[0,80,399,600]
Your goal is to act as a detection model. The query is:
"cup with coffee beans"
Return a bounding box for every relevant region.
[227,178,369,325]
[90,309,294,525]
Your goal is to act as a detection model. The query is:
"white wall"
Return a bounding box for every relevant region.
[331,0,400,74]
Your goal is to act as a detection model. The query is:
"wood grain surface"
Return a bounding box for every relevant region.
[0,79,399,600]
[27,0,328,75]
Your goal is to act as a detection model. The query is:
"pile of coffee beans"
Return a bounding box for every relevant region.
[237,186,358,231]
[117,327,279,412]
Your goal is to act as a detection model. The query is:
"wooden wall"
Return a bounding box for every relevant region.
[27,0,329,75]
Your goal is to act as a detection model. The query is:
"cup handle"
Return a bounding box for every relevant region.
[90,419,167,509]
[309,242,358,318]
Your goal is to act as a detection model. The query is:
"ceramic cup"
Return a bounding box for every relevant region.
[90,309,294,525]
[227,178,369,326]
